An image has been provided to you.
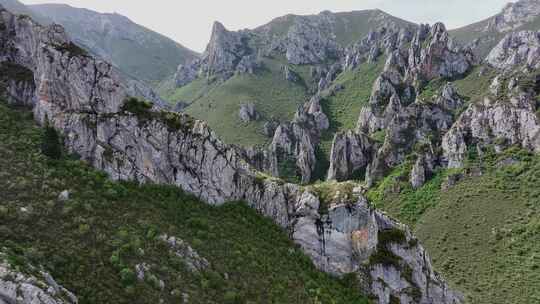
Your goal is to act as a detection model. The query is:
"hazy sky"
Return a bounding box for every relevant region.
[20,0,516,52]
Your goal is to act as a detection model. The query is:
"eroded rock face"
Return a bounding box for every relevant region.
[292,191,463,304]
[174,61,200,87]
[407,23,474,84]
[327,131,375,182]
[443,86,540,168]
[410,153,435,189]
[335,23,472,184]
[0,258,78,304]
[200,21,255,79]
[343,26,415,70]
[0,7,461,303]
[486,30,540,70]
[271,121,316,183]
[284,13,341,65]
[159,235,210,273]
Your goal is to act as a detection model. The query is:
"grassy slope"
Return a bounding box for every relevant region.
[0,102,367,304]
[182,57,310,147]
[366,146,540,304]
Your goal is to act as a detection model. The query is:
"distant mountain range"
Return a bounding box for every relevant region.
[0,0,199,85]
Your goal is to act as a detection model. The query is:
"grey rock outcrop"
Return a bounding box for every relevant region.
[174,61,200,87]
[410,153,435,189]
[434,83,465,111]
[238,103,259,122]
[406,23,474,85]
[327,131,375,182]
[486,30,540,70]
[0,257,78,304]
[0,62,36,106]
[235,54,260,74]
[282,65,300,83]
[443,78,540,168]
[284,13,341,65]
[292,190,463,304]
[125,78,168,109]
[262,120,279,137]
[159,235,210,273]
[486,0,540,34]
[0,7,461,303]
[343,26,415,70]
[271,121,316,183]
[340,22,472,184]
[317,63,342,92]
[200,21,254,79]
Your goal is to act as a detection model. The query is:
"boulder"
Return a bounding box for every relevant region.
[238,103,259,122]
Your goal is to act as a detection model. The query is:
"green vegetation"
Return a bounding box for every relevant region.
[0,101,368,304]
[452,66,498,103]
[41,122,62,159]
[277,152,301,184]
[416,78,447,103]
[320,59,385,134]
[53,42,89,58]
[121,97,195,132]
[178,57,310,147]
[368,145,540,303]
[368,228,406,268]
[160,77,220,105]
[312,59,385,176]
[310,181,358,215]
[0,62,34,82]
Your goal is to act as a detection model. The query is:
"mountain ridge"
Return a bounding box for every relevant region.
[27,2,199,85]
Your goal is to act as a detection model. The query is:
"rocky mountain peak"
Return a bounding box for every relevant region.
[197,21,257,79]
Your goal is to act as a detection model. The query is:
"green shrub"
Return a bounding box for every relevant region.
[53,42,88,58]
[41,124,62,159]
[121,97,153,119]
[120,268,136,286]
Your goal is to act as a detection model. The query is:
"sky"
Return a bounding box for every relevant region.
[20,0,516,52]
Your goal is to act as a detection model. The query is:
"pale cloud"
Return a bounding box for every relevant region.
[20,0,516,52]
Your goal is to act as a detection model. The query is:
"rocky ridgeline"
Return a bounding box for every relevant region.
[327,22,472,185]
[486,0,540,34]
[175,10,413,86]
[328,22,540,189]
[444,31,540,168]
[243,24,419,184]
[0,7,461,304]
[0,254,78,304]
[343,25,415,71]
